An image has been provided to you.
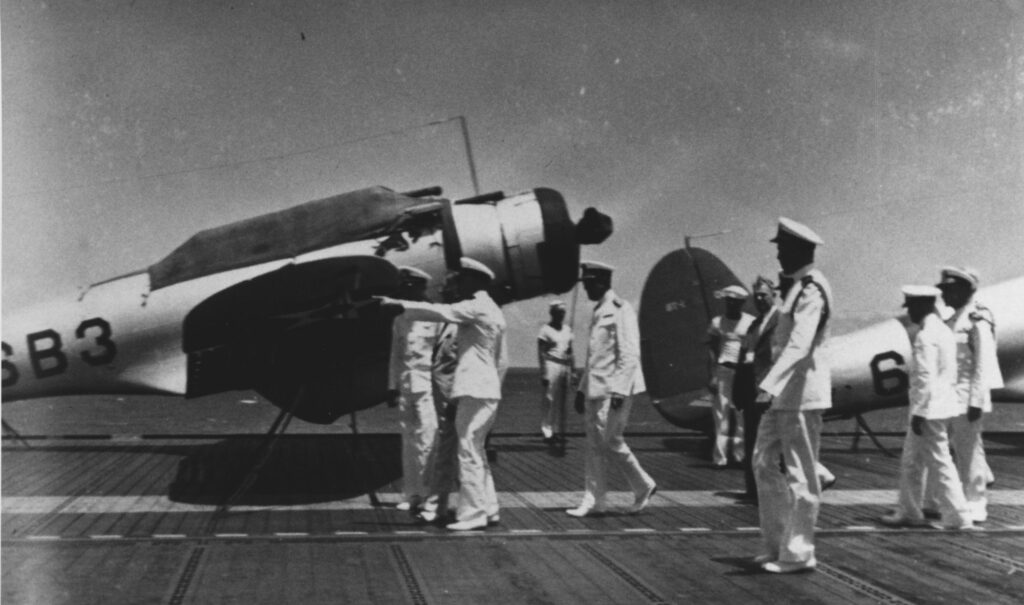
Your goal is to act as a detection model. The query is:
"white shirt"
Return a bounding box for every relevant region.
[759,265,833,411]
[388,316,439,395]
[708,313,755,365]
[909,312,959,420]
[399,291,508,400]
[580,289,646,399]
[538,323,573,379]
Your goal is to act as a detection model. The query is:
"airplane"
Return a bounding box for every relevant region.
[638,246,1024,434]
[2,185,613,426]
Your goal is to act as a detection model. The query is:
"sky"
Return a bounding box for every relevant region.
[3,0,1023,364]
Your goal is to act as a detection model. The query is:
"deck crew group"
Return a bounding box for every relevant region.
[379,216,1002,574]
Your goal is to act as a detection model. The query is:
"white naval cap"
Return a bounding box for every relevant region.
[937,266,979,290]
[580,260,615,280]
[770,217,824,246]
[549,300,566,310]
[751,275,776,294]
[459,257,495,281]
[398,266,432,283]
[901,285,941,302]
[715,284,749,300]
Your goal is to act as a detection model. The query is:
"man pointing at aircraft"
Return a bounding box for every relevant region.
[380,257,508,531]
[752,217,833,574]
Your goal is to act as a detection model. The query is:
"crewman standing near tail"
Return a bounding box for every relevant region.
[706,285,754,467]
[419,309,460,522]
[388,267,441,517]
[567,261,657,517]
[381,258,508,531]
[936,267,1002,523]
[752,217,833,574]
[538,300,573,443]
[880,286,972,530]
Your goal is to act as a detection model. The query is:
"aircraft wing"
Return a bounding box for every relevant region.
[183,255,402,424]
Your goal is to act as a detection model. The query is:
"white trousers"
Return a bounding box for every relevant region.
[950,414,988,520]
[579,396,655,509]
[541,364,569,438]
[454,397,499,524]
[399,390,438,505]
[753,410,822,564]
[896,418,970,527]
[712,366,745,465]
[925,414,989,521]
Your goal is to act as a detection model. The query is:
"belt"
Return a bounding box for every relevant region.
[718,362,739,370]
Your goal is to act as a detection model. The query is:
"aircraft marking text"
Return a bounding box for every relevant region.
[3,317,117,386]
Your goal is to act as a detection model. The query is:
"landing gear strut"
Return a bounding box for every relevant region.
[851,413,895,457]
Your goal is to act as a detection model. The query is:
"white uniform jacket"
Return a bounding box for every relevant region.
[947,300,1003,414]
[399,291,508,400]
[908,313,959,420]
[759,265,833,411]
[580,289,646,400]
[388,316,439,395]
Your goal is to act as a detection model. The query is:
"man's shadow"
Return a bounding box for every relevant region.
[168,434,401,506]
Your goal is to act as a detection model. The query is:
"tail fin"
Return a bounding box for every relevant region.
[638,247,748,430]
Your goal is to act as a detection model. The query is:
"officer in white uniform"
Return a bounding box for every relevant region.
[567,261,657,517]
[707,285,755,467]
[752,218,833,574]
[388,266,440,516]
[936,267,1003,522]
[538,300,573,442]
[381,257,508,531]
[880,286,972,530]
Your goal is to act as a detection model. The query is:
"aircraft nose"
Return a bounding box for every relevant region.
[534,189,613,295]
[575,207,613,245]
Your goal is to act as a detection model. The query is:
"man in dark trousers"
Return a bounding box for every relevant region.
[734,276,780,502]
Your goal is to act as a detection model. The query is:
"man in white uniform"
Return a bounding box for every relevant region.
[752,217,833,574]
[387,267,440,516]
[419,320,460,524]
[880,286,972,530]
[936,267,1002,523]
[382,258,508,531]
[707,285,754,467]
[538,300,573,443]
[567,261,657,517]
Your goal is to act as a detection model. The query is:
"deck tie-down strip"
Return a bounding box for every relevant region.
[390,544,428,605]
[815,562,917,605]
[578,543,670,605]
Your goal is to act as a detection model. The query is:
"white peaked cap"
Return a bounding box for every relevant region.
[901,285,941,299]
[580,260,615,279]
[549,300,566,309]
[460,257,495,281]
[770,217,824,246]
[937,266,980,289]
[398,266,431,283]
[715,285,749,300]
